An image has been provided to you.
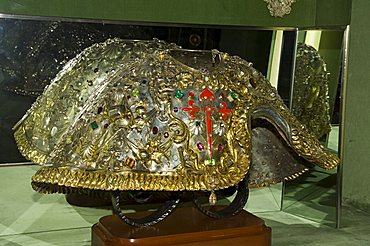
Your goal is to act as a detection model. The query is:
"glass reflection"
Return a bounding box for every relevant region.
[282,29,345,227]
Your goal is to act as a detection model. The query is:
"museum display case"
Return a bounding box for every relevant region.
[0,0,352,244]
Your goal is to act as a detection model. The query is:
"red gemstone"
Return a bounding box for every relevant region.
[218,144,224,151]
[197,142,205,151]
[152,127,158,134]
[189,91,195,97]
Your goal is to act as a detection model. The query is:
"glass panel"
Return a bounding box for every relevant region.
[2,16,343,220]
[282,29,345,226]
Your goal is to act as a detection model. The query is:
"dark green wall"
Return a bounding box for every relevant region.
[0,0,350,27]
[319,31,343,118]
[342,0,370,212]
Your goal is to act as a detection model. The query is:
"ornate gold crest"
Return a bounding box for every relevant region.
[264,0,296,17]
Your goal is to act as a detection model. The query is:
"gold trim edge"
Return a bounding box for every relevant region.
[31,165,311,193]
[31,166,246,192]
[14,126,49,165]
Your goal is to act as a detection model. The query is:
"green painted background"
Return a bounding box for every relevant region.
[342,0,370,212]
[0,0,350,27]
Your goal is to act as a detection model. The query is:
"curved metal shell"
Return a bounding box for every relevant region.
[13,39,339,194]
[292,42,332,139]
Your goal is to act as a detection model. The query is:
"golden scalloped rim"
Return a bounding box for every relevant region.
[31,166,250,192]
[31,165,311,194]
[284,167,310,181]
[248,167,310,188]
[14,126,49,164]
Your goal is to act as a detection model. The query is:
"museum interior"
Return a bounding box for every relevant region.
[0,1,369,245]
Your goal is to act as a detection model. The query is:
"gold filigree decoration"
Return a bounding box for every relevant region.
[13,39,339,195]
[264,0,296,18]
[291,43,332,139]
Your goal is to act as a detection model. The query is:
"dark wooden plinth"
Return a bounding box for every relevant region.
[92,206,271,246]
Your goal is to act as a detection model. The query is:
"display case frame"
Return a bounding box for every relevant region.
[0,0,350,230]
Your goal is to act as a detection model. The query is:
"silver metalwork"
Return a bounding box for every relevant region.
[264,0,296,18]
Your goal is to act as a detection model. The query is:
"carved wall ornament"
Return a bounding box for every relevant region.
[264,0,296,18]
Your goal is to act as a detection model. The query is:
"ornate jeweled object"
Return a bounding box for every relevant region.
[291,43,332,139]
[13,38,339,227]
[264,0,296,18]
[14,38,339,191]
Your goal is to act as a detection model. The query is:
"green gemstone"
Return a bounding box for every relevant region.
[205,159,216,166]
[230,92,238,100]
[195,121,201,126]
[175,90,184,99]
[132,88,139,97]
[91,121,99,130]
[66,137,72,144]
[204,76,209,82]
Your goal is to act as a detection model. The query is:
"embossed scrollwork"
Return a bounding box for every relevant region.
[264,0,296,18]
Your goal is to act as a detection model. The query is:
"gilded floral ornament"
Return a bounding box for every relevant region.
[14,38,339,193]
[264,0,296,18]
[13,38,339,227]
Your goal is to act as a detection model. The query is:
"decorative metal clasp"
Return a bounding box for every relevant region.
[264,0,296,18]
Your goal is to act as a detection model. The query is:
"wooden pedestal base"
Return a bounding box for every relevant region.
[92,206,271,246]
